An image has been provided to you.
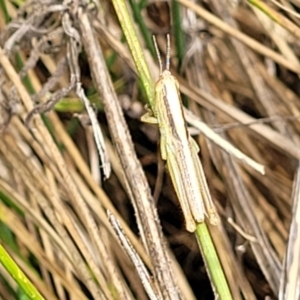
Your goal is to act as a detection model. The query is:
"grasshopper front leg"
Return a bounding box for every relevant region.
[141,110,158,124]
[141,112,168,160]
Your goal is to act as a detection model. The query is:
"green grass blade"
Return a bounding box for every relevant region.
[0,244,45,300]
[111,0,155,109]
[196,223,232,300]
[128,0,156,58]
[171,1,185,70]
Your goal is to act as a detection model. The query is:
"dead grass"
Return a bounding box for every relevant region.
[0,1,300,299]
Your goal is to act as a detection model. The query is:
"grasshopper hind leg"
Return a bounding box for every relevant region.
[165,149,196,232]
[189,137,220,225]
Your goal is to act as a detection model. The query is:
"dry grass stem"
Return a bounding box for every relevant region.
[1,1,300,299]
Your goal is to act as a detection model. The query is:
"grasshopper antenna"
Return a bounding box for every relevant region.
[153,36,163,75]
[166,34,170,71]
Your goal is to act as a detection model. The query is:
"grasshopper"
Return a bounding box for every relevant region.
[142,35,219,232]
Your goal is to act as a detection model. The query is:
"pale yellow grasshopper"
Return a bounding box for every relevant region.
[142,35,219,232]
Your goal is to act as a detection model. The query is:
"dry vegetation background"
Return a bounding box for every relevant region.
[0,0,300,299]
